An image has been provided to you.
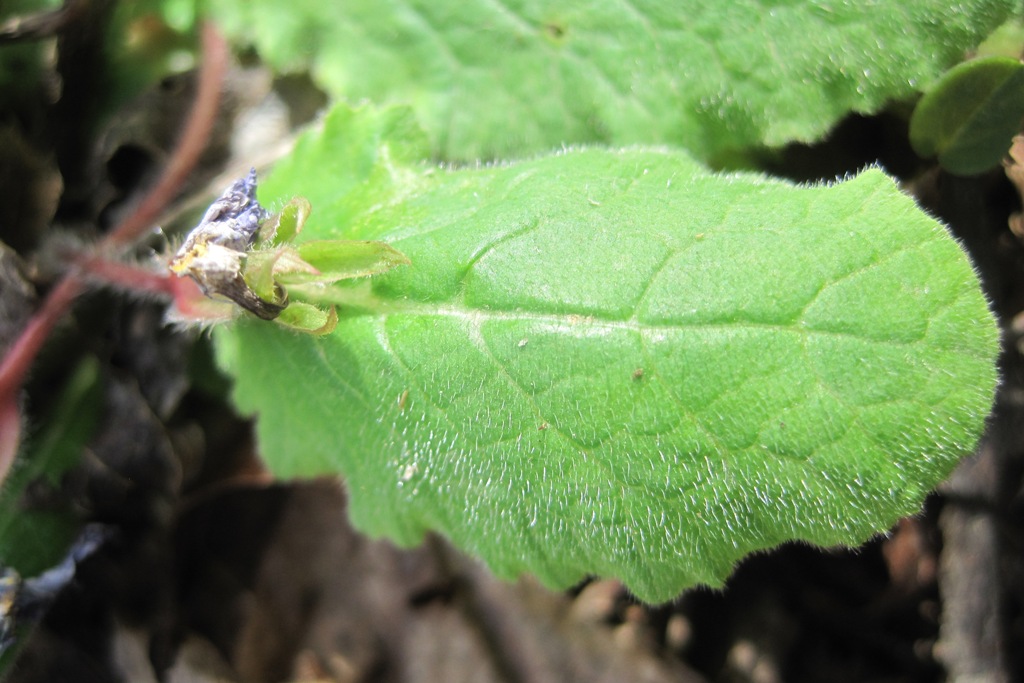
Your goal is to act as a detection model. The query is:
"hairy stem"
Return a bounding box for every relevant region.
[0,275,82,480]
[105,22,229,248]
[75,256,176,297]
[0,22,229,482]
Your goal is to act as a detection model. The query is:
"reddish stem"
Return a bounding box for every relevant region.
[105,23,229,248]
[0,22,229,480]
[0,397,22,484]
[76,256,177,296]
[0,285,64,486]
[0,274,84,408]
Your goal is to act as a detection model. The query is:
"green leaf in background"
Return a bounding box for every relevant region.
[0,357,101,576]
[214,104,999,601]
[0,0,61,107]
[196,0,1016,161]
[910,56,1024,176]
[976,16,1024,58]
[104,1,199,120]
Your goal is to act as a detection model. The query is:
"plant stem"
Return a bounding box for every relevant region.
[0,275,82,482]
[0,22,229,482]
[105,22,229,249]
[75,255,176,297]
[0,398,21,484]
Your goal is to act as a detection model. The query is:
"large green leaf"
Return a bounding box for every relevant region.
[213,105,998,601]
[198,0,1016,161]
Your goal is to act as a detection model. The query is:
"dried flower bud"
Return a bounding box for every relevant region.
[170,169,284,320]
[194,167,266,251]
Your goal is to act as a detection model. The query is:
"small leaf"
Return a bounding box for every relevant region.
[214,104,998,601]
[910,56,1024,175]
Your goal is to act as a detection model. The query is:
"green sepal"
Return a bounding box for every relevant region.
[273,301,338,335]
[259,196,312,246]
[242,249,287,304]
[278,240,411,285]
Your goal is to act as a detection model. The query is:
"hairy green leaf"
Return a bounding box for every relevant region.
[198,0,1016,160]
[214,105,998,601]
[910,56,1024,175]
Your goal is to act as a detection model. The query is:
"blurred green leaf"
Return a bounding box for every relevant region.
[196,0,1017,161]
[0,0,61,107]
[910,56,1024,175]
[0,358,101,576]
[976,16,1024,58]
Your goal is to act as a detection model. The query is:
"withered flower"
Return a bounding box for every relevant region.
[170,169,285,320]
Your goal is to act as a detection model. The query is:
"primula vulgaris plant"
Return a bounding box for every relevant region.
[204,103,1000,602]
[0,0,1011,610]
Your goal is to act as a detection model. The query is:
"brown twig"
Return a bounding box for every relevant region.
[936,433,1010,681]
[0,22,230,484]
